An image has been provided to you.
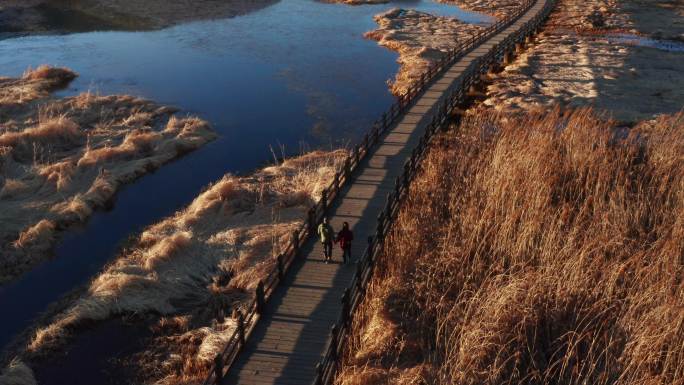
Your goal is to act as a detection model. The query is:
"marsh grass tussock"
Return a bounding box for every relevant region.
[336,108,684,385]
[0,66,216,285]
[22,149,346,385]
[365,9,482,96]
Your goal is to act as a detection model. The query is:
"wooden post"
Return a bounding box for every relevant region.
[256,281,265,314]
[314,362,324,385]
[330,324,339,361]
[385,192,395,218]
[354,145,361,166]
[503,49,513,65]
[277,254,284,280]
[321,189,328,210]
[344,157,351,181]
[308,207,317,233]
[236,310,245,346]
[515,41,525,54]
[214,354,224,382]
[366,236,373,260]
[377,212,385,240]
[341,288,350,326]
[216,307,225,324]
[292,230,300,254]
[382,112,387,128]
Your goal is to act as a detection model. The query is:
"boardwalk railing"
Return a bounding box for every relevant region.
[312,1,558,384]
[203,1,553,383]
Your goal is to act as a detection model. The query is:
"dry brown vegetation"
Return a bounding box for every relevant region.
[337,108,684,385]
[0,66,216,285]
[365,9,483,96]
[483,0,684,121]
[19,150,346,385]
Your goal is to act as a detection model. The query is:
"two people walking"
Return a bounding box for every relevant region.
[317,217,354,264]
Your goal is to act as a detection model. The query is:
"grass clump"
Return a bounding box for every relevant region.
[337,107,684,385]
[0,66,216,285]
[20,150,346,385]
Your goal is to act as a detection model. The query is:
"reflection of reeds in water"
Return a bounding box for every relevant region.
[337,108,684,385]
[19,150,346,385]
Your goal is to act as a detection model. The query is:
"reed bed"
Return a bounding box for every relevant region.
[336,107,684,385]
[17,150,346,385]
[0,66,216,285]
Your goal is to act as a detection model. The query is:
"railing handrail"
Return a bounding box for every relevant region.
[312,0,559,384]
[203,0,555,383]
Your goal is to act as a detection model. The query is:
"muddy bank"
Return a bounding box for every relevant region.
[5,150,345,385]
[481,0,684,122]
[0,0,278,38]
[365,8,484,95]
[0,66,216,286]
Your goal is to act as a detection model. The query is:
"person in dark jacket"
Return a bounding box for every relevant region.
[336,222,354,264]
[317,216,334,263]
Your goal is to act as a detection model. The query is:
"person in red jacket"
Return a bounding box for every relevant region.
[336,222,354,264]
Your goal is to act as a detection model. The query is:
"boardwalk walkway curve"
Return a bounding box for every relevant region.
[204,1,556,384]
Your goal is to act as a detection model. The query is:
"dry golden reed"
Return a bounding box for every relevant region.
[0,66,216,285]
[18,150,346,385]
[337,108,684,385]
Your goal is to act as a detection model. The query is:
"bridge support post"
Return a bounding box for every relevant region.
[292,230,300,254]
[376,212,385,242]
[366,236,373,262]
[321,190,328,210]
[256,281,265,314]
[214,355,224,382]
[308,207,317,233]
[314,363,324,385]
[526,33,535,45]
[277,254,284,280]
[504,50,514,65]
[344,157,351,181]
[341,289,350,326]
[515,41,525,54]
[235,310,245,346]
[487,63,498,77]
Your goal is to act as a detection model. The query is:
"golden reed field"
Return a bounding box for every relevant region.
[336,108,684,385]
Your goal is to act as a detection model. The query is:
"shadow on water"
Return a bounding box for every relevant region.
[0,0,489,366]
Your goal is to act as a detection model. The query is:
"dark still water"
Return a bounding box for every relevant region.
[0,0,490,352]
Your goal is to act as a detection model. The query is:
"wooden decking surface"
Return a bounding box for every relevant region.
[223,2,547,384]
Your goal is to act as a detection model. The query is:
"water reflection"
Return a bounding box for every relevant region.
[0,0,488,351]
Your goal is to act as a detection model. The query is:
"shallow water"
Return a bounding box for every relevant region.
[0,0,490,352]
[604,33,684,52]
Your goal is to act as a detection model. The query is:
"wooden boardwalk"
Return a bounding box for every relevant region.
[223,1,548,384]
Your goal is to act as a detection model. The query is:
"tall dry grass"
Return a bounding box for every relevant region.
[21,150,346,385]
[0,66,76,107]
[0,66,216,285]
[337,108,684,385]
